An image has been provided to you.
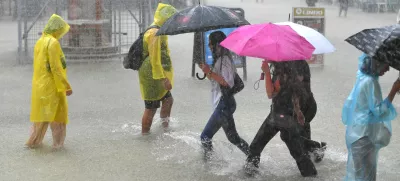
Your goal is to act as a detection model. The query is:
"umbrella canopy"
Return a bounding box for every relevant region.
[220,23,315,61]
[156,5,250,36]
[345,24,400,70]
[275,21,335,55]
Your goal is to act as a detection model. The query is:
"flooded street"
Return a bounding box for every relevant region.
[1,0,400,180]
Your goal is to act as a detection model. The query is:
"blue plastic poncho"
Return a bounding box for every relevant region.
[342,53,397,181]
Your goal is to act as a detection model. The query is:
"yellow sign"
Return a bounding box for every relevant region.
[293,7,325,17]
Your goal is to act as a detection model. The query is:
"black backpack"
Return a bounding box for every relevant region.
[123,25,160,70]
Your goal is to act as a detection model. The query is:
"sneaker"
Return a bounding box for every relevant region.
[313,142,327,163]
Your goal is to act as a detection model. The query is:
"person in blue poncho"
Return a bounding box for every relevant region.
[342,53,400,181]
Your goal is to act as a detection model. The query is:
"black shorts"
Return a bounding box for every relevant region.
[144,91,172,109]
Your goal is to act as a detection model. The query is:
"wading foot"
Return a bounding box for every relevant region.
[161,117,169,129]
[244,161,259,176]
[25,143,43,149]
[203,149,213,162]
[313,142,327,163]
[52,144,64,151]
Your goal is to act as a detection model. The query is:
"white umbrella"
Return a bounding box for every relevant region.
[275,21,336,55]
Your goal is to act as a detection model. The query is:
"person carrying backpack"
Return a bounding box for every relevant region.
[134,3,177,135]
[245,61,318,177]
[199,31,249,159]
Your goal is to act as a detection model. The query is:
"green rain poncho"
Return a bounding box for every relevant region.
[30,14,71,123]
[139,3,177,101]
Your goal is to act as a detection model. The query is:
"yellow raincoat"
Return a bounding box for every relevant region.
[30,14,71,124]
[139,3,177,101]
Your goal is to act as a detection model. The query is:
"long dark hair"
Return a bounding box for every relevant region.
[270,62,283,83]
[209,31,232,67]
[279,62,309,103]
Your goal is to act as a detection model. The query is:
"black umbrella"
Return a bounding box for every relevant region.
[345,24,400,70]
[156,5,250,80]
[156,5,250,36]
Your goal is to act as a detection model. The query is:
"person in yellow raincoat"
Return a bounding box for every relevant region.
[139,3,177,135]
[26,14,73,149]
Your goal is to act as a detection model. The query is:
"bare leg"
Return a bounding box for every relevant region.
[142,108,157,135]
[50,122,66,149]
[26,122,49,148]
[160,96,174,128]
[55,123,67,147]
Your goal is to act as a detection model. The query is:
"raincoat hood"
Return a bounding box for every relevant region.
[342,53,396,126]
[358,53,380,78]
[153,3,177,27]
[43,14,70,40]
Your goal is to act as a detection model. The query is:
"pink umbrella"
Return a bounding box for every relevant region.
[220,23,315,61]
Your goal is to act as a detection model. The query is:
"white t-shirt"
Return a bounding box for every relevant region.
[210,55,236,110]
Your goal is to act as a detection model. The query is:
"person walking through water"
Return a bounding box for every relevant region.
[199,31,250,159]
[139,3,177,135]
[245,61,318,177]
[339,0,349,17]
[342,54,400,181]
[292,60,327,162]
[26,14,72,149]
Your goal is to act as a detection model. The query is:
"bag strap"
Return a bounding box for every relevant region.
[219,55,237,88]
[144,25,160,33]
[140,25,161,60]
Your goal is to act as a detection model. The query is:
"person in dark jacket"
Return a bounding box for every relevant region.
[244,61,322,177]
[291,60,327,162]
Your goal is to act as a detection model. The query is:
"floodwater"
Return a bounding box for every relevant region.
[1,0,400,180]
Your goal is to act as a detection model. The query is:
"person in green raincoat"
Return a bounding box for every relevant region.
[139,3,177,135]
[26,14,73,149]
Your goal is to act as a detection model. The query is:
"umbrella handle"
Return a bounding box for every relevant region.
[196,72,207,80]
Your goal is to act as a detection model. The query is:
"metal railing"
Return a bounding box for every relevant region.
[16,0,151,63]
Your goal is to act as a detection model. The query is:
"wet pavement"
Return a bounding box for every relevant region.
[1,0,400,180]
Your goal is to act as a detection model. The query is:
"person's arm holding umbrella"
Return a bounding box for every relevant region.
[261,61,278,99]
[199,64,229,87]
